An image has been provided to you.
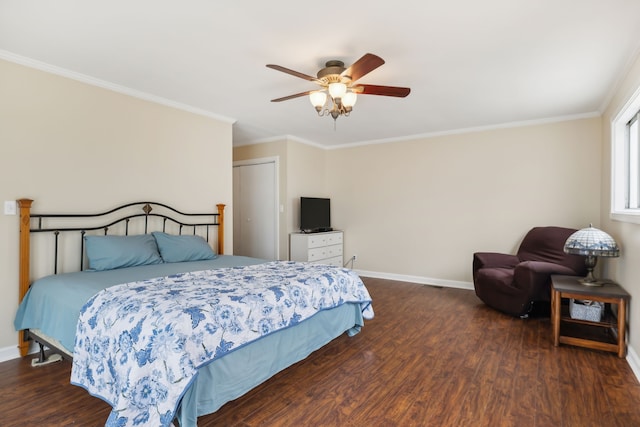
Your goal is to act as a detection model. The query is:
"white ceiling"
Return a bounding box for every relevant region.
[2,0,640,148]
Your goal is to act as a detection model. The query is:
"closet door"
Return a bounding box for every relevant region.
[233,159,278,260]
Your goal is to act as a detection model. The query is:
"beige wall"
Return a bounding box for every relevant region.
[286,141,328,232]
[327,118,602,284]
[601,52,640,357]
[0,59,233,355]
[234,118,601,287]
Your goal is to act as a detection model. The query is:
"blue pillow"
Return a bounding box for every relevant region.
[85,234,163,271]
[152,232,217,263]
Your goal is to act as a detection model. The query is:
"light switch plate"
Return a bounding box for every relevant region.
[4,200,17,215]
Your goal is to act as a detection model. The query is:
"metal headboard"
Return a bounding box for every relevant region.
[28,201,224,273]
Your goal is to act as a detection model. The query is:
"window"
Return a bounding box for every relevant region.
[612,85,640,223]
[628,113,640,208]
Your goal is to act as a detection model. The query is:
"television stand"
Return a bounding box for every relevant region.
[290,230,343,267]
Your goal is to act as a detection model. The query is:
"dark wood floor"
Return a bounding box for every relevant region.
[2,277,640,426]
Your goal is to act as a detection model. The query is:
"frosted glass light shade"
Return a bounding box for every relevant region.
[309,91,327,108]
[342,91,357,107]
[328,82,347,99]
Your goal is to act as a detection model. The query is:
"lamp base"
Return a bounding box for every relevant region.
[580,260,604,286]
[578,278,605,287]
[579,269,614,286]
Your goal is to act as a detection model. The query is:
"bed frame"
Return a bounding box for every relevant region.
[17,199,226,358]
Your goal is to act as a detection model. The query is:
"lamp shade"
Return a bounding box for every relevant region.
[563,225,620,257]
[342,91,357,108]
[309,91,327,108]
[328,82,347,99]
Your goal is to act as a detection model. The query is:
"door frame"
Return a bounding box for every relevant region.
[233,156,280,260]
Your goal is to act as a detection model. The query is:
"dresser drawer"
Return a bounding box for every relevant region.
[325,233,343,246]
[325,244,343,259]
[307,235,328,248]
[308,246,328,261]
[311,255,343,267]
[307,244,342,262]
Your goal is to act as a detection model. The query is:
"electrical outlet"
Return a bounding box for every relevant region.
[353,254,357,261]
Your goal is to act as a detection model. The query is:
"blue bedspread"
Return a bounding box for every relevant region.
[70,261,373,427]
[14,256,264,353]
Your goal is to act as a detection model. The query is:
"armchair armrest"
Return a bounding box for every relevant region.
[473,252,519,272]
[515,260,578,277]
[513,261,579,300]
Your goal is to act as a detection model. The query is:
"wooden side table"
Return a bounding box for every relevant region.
[551,275,630,358]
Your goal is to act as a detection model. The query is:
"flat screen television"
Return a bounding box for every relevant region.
[300,197,332,233]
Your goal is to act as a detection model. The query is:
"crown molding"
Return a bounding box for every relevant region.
[0,50,236,124]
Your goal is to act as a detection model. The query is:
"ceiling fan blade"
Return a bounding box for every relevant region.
[341,53,385,82]
[270,90,313,102]
[266,64,321,83]
[354,84,411,98]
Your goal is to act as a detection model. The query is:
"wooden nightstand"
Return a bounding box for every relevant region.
[551,275,630,358]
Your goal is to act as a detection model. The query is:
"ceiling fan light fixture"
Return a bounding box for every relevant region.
[267,53,410,125]
[328,82,347,100]
[309,91,327,111]
[342,91,357,108]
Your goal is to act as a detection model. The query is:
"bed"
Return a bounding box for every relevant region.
[13,199,373,427]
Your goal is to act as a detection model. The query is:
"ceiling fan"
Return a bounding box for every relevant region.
[266,53,410,121]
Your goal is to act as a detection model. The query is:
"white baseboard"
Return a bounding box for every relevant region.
[354,269,474,290]
[0,345,19,363]
[0,343,37,363]
[627,345,640,383]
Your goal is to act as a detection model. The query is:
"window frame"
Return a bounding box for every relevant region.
[611,84,640,224]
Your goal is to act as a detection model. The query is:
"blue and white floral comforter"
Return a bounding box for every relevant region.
[70,261,373,427]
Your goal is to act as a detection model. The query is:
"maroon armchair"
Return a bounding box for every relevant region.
[473,226,587,317]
